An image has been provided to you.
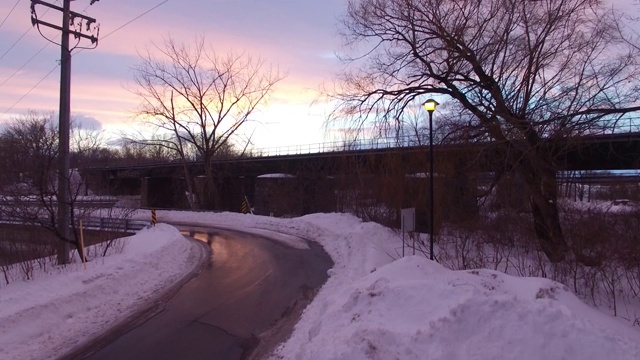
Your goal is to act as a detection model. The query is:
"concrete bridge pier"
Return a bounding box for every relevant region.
[251,174,337,217]
[213,175,255,212]
[253,174,302,217]
[300,175,337,214]
[141,177,187,209]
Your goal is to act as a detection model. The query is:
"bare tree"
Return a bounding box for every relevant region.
[334,0,640,262]
[0,112,129,264]
[0,112,58,196]
[70,125,108,169]
[131,36,284,209]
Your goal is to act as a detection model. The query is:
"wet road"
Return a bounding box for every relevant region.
[81,225,332,360]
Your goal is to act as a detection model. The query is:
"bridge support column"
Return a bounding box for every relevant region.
[140,177,183,209]
[300,176,336,214]
[213,176,253,212]
[254,174,302,216]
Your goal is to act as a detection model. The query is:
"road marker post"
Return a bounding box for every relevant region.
[241,196,253,215]
[79,219,86,270]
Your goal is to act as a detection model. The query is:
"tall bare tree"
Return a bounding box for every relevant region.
[132,36,284,209]
[334,0,640,262]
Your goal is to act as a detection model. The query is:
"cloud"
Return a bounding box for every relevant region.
[72,114,102,130]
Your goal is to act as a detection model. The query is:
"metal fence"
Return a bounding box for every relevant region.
[0,215,150,233]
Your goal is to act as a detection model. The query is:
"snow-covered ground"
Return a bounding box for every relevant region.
[1,211,640,359]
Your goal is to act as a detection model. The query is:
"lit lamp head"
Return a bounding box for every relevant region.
[422,99,439,113]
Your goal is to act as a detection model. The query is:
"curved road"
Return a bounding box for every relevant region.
[78,225,333,360]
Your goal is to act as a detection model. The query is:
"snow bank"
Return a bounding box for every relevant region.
[0,224,199,360]
[280,256,640,359]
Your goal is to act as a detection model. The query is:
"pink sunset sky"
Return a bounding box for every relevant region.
[0,0,346,149]
[0,0,637,149]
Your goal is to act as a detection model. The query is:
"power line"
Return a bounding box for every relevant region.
[0,28,31,62]
[0,63,58,117]
[75,0,169,55]
[101,0,169,41]
[0,0,21,29]
[1,0,170,117]
[0,0,60,63]
[0,42,51,88]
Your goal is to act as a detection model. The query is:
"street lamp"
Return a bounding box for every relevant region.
[423,99,439,261]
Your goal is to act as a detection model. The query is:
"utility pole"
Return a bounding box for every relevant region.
[31,0,99,264]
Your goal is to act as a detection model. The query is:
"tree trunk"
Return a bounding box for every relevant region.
[181,162,198,210]
[518,163,569,262]
[202,158,217,210]
[72,239,86,263]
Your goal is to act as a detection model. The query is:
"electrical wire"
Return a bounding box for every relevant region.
[0,0,60,63]
[74,0,170,53]
[1,63,59,117]
[101,0,169,41]
[0,28,31,63]
[0,0,21,29]
[0,42,51,88]
[1,0,170,117]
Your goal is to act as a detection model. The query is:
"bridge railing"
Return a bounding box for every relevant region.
[585,116,640,135]
[253,135,433,157]
[252,116,640,157]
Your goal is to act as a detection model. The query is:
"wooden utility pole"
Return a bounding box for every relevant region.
[30,0,99,264]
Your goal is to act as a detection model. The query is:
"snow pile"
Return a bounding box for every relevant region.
[259,213,640,359]
[276,256,640,359]
[0,224,199,360]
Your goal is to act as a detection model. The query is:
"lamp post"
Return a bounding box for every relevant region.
[423,99,439,261]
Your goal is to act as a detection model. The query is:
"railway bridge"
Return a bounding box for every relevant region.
[81,132,640,225]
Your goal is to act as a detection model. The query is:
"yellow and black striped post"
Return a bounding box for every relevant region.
[241,198,249,214]
[151,209,157,226]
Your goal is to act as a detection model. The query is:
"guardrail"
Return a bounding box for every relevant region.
[78,217,150,232]
[0,215,150,233]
